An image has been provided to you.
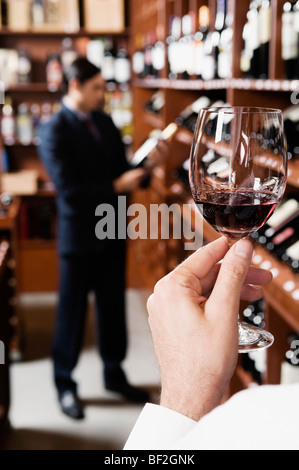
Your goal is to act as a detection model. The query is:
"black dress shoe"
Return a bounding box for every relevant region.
[104,367,150,403]
[58,390,85,420]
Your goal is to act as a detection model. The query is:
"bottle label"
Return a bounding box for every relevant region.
[18,57,31,75]
[194,40,204,76]
[286,240,299,261]
[201,55,215,80]
[102,56,115,81]
[17,115,33,145]
[47,60,63,89]
[152,44,165,71]
[1,116,15,140]
[240,50,251,73]
[259,4,271,45]
[282,13,298,60]
[185,41,196,75]
[114,58,131,83]
[170,41,185,74]
[249,10,260,51]
[132,51,145,75]
[218,51,232,78]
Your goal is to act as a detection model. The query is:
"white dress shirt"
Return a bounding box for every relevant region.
[124,384,299,450]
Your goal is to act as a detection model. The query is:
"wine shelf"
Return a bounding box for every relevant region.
[5,83,62,93]
[134,78,299,92]
[0,27,130,37]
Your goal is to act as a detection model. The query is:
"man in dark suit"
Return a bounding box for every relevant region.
[38,58,166,419]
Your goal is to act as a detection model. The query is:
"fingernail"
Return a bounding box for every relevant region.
[234,239,253,259]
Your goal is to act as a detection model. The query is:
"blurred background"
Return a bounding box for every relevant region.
[0,0,299,450]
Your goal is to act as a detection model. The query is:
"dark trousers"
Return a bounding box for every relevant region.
[53,240,127,394]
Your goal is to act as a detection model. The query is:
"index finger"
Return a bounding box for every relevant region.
[175,237,230,280]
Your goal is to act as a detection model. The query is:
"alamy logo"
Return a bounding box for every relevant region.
[291,89,299,105]
[0,341,5,365]
[289,340,299,365]
[95,196,203,251]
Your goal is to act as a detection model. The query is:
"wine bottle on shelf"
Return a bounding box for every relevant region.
[44,0,59,25]
[265,213,299,260]
[281,333,299,384]
[144,90,165,115]
[46,52,63,92]
[102,39,116,89]
[283,105,299,159]
[181,12,196,80]
[16,103,33,145]
[119,86,133,146]
[86,38,104,69]
[284,240,299,272]
[201,31,216,80]
[217,1,233,79]
[282,1,298,79]
[194,5,210,79]
[31,0,45,28]
[114,40,131,86]
[213,0,227,79]
[130,123,178,169]
[240,1,261,78]
[1,97,15,146]
[167,15,182,80]
[143,31,156,79]
[201,0,227,81]
[30,103,41,145]
[132,34,145,78]
[259,0,271,79]
[61,38,78,73]
[241,299,266,384]
[18,50,32,84]
[240,11,252,76]
[253,197,299,242]
[175,96,211,132]
[152,24,166,79]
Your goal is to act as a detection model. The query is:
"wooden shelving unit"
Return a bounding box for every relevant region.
[0,0,130,295]
[1,0,298,394]
[129,0,299,394]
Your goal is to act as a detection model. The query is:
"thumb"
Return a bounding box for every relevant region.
[207,239,253,320]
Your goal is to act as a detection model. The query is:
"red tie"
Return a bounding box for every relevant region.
[84,116,101,142]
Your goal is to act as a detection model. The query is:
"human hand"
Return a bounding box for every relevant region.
[144,139,170,170]
[113,168,148,194]
[147,237,272,421]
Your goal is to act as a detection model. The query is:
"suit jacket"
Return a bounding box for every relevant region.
[38,104,130,255]
[124,384,299,450]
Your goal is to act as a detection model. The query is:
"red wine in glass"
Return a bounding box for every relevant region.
[189,106,288,353]
[195,190,279,240]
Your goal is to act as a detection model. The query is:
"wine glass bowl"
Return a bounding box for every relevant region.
[189,106,288,352]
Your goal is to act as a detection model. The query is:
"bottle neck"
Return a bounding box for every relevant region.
[215,0,227,31]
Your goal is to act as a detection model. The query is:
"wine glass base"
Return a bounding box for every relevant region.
[238,322,274,354]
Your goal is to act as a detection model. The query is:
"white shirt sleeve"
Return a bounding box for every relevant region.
[124,403,197,450]
[124,384,299,450]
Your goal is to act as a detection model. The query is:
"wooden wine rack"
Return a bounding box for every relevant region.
[128,0,299,394]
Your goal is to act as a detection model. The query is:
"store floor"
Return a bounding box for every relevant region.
[3,289,160,450]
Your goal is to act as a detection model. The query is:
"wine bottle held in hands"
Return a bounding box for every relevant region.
[189,106,288,352]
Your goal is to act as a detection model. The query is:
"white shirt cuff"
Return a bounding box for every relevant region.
[124,403,197,450]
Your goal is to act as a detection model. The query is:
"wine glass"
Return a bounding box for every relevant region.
[189,107,288,353]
